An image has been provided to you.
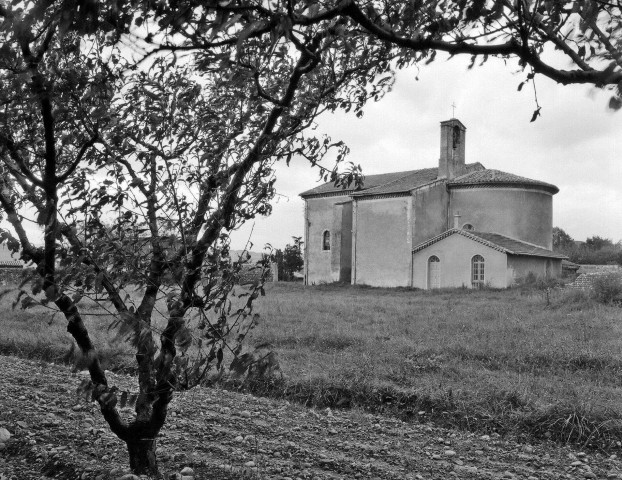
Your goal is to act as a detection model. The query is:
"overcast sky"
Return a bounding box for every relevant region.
[231,53,622,251]
[3,53,621,252]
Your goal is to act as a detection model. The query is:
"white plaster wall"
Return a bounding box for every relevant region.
[354,196,411,287]
[412,234,508,289]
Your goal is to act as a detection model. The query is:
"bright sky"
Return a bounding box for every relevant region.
[230,53,622,251]
[3,53,621,252]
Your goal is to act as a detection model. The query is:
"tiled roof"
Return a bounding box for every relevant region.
[350,167,439,196]
[299,169,424,197]
[354,163,485,197]
[300,162,485,198]
[412,229,567,259]
[0,260,23,268]
[467,232,567,258]
[562,259,580,270]
[449,169,559,194]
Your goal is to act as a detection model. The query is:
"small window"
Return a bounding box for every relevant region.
[463,223,474,231]
[471,255,485,287]
[322,230,330,251]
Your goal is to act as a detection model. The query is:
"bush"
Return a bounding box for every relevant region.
[592,273,622,305]
[555,288,594,311]
[514,272,564,292]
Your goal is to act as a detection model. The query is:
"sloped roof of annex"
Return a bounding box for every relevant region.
[412,229,567,259]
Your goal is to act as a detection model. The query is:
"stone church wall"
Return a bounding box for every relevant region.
[450,187,553,249]
[331,202,352,282]
[412,182,449,246]
[353,196,411,287]
[304,194,351,284]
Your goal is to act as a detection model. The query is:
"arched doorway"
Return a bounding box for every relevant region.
[428,255,441,289]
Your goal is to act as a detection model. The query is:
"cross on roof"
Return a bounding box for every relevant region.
[451,101,456,118]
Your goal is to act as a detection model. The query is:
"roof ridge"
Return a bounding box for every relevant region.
[351,167,438,196]
[454,229,509,253]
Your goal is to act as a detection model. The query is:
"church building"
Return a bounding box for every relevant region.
[300,119,566,289]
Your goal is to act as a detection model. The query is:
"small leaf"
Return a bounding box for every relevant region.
[44,285,57,301]
[229,352,254,376]
[174,326,193,353]
[530,106,542,122]
[216,348,223,369]
[21,294,38,309]
[517,82,525,92]
[608,96,622,111]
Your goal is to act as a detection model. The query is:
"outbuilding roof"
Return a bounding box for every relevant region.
[448,169,559,194]
[0,260,23,269]
[300,163,485,198]
[412,229,567,259]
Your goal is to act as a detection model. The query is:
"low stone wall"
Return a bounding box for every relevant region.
[577,264,622,274]
[568,272,621,290]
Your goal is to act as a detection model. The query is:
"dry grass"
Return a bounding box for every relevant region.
[245,283,622,447]
[2,281,622,448]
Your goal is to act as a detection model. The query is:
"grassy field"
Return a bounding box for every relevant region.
[2,281,622,448]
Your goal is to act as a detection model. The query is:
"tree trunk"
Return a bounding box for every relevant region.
[127,437,158,476]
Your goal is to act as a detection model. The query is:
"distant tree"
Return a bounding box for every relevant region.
[586,236,615,251]
[553,227,575,251]
[282,236,304,281]
[272,237,304,281]
[272,248,284,280]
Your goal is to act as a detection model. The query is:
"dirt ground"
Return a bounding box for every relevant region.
[0,355,621,480]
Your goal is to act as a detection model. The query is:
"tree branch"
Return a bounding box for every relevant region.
[56,133,99,183]
[343,1,622,86]
[0,132,45,187]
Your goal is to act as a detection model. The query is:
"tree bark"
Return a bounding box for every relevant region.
[127,436,158,476]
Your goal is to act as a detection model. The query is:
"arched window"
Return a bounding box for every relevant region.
[471,255,485,287]
[428,255,441,289]
[462,223,474,231]
[322,230,330,251]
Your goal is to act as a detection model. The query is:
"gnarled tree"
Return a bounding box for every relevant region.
[0,1,391,475]
[0,0,620,476]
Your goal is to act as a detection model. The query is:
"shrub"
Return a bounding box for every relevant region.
[592,273,622,305]
[556,288,594,311]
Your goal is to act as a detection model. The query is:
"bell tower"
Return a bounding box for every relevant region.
[439,118,466,179]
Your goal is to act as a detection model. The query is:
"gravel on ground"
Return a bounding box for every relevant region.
[1,355,621,480]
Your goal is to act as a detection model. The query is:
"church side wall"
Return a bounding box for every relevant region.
[354,196,411,287]
[412,235,508,289]
[338,202,353,282]
[412,182,449,246]
[304,195,351,284]
[450,188,553,249]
